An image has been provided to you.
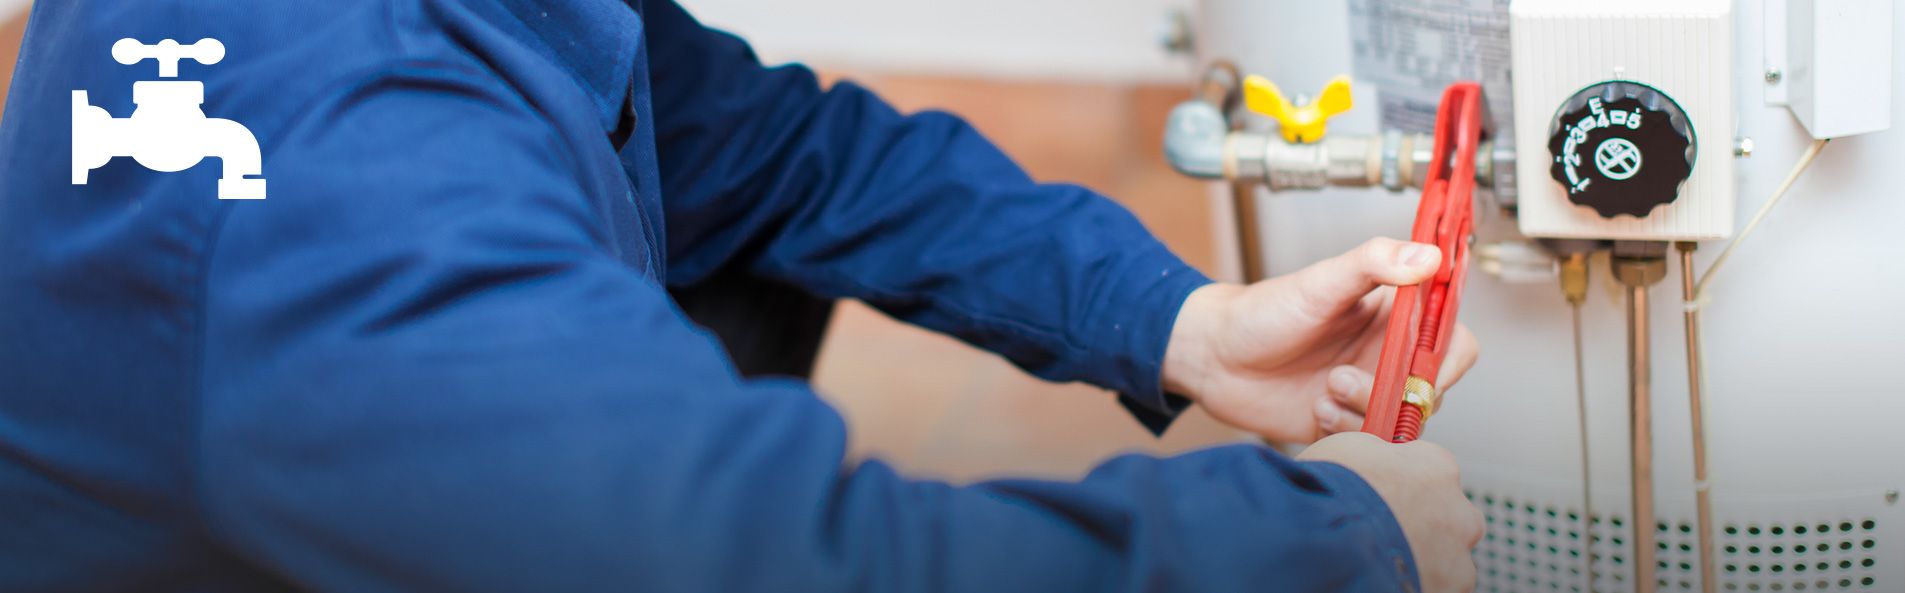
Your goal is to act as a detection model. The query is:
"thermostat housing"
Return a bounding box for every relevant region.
[1510,0,1736,240]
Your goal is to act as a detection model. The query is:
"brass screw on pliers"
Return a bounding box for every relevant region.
[1402,375,1439,420]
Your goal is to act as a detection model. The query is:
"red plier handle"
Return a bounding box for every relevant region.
[1361,82,1488,443]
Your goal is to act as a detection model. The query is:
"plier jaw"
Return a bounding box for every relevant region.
[1361,82,1490,443]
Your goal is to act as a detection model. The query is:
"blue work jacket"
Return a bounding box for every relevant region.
[0,1,1417,591]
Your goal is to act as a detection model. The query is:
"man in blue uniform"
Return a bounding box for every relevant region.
[0,1,1482,591]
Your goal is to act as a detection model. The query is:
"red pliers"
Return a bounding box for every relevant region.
[1361,82,1488,443]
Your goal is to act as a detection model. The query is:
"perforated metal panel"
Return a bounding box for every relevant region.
[1472,491,1599,592]
[1470,490,1887,593]
[1713,520,1883,592]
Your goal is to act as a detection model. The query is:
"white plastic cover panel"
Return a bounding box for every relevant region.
[1509,1,1737,240]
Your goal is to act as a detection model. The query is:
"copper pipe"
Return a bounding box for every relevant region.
[1199,60,1243,118]
[1614,250,1664,593]
[1627,278,1656,593]
[1230,182,1268,283]
[1677,242,1716,593]
[1196,61,1268,284]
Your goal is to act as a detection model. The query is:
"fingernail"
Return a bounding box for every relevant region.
[1399,244,1438,268]
[1328,366,1363,396]
[1316,399,1340,427]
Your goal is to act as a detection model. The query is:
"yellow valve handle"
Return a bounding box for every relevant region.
[1243,75,1354,144]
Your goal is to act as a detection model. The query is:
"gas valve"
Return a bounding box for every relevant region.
[1546,81,1695,218]
[1243,75,1353,143]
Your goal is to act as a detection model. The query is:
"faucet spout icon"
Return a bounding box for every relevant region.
[197,117,266,199]
[71,38,266,200]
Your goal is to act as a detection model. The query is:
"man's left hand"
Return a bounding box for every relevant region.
[1160,238,1480,444]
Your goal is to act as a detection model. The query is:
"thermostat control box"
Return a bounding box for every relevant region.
[1510,0,1736,241]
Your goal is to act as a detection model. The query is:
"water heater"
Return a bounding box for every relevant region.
[1178,1,1903,592]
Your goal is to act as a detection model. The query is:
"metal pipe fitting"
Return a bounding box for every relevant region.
[1162,99,1231,180]
[1164,112,1515,196]
[1276,134,1383,190]
[1559,252,1591,306]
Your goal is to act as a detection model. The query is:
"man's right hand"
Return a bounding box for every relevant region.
[1300,433,1484,593]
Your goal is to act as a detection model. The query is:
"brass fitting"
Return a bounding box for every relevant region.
[1612,241,1669,288]
[1402,375,1440,419]
[1559,252,1590,306]
[1613,256,1668,288]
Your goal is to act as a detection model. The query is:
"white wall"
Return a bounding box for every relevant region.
[678,0,1193,82]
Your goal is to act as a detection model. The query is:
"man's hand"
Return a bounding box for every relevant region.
[1161,238,1480,444]
[1300,433,1484,593]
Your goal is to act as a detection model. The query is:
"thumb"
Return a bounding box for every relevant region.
[1287,238,1440,317]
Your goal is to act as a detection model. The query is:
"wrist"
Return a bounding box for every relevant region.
[1161,283,1242,399]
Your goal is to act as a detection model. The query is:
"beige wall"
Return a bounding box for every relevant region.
[0,5,26,124]
[681,0,1192,83]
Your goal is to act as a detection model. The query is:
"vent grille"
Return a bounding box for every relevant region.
[1715,520,1882,592]
[1469,491,1883,592]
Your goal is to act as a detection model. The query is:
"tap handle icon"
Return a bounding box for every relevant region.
[111,38,224,78]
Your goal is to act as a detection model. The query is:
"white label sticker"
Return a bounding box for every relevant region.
[1348,0,1514,144]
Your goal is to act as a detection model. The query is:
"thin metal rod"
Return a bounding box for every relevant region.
[1628,282,1656,593]
[1571,303,1596,592]
[1695,138,1828,297]
[1678,243,1716,593]
[1230,182,1268,283]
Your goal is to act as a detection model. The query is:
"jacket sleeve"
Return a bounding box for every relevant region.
[196,64,1418,593]
[643,0,1206,425]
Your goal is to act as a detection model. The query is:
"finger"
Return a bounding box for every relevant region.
[1434,324,1480,392]
[1287,238,1441,320]
[1451,555,1479,593]
[1328,287,1391,337]
[1463,502,1487,548]
[1326,364,1373,414]
[1313,397,1366,436]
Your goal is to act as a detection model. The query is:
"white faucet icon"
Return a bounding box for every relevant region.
[72,38,266,200]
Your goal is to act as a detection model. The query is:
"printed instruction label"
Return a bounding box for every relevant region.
[1348,0,1515,144]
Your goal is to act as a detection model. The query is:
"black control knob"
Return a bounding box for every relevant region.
[1546,81,1696,218]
